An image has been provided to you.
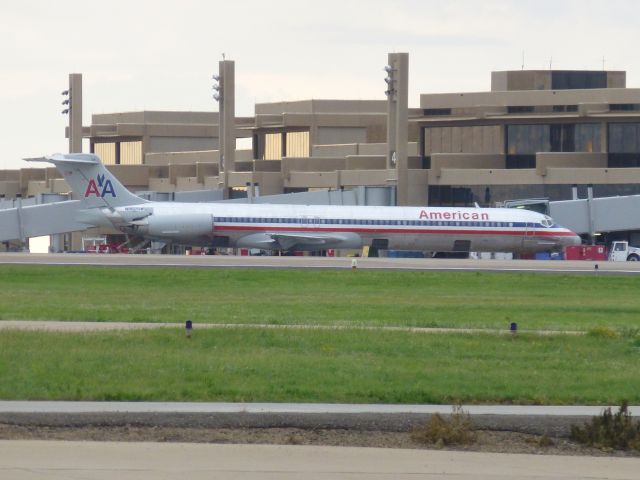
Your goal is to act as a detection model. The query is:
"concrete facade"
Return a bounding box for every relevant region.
[418,69,640,207]
[5,61,640,249]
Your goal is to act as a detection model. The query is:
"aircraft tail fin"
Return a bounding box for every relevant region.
[25,153,147,208]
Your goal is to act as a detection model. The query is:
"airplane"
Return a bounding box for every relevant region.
[25,153,581,254]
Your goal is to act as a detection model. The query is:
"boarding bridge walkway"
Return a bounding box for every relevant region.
[550,194,640,236]
[0,198,89,243]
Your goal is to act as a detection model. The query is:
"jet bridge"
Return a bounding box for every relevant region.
[550,193,640,239]
[0,199,90,244]
[501,189,640,239]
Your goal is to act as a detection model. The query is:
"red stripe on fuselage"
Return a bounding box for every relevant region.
[216,225,576,237]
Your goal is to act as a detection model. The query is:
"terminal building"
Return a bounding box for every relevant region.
[3,55,640,251]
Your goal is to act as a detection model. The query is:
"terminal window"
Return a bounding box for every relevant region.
[549,124,601,152]
[94,142,116,165]
[264,133,282,160]
[93,141,142,165]
[119,141,142,165]
[507,125,549,154]
[608,123,640,167]
[285,131,310,157]
[609,123,640,153]
[507,123,600,154]
[551,71,606,90]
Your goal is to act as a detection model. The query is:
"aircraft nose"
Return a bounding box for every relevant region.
[562,233,582,247]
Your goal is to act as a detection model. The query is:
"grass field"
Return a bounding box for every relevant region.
[1,265,639,404]
[1,328,639,404]
[0,265,639,331]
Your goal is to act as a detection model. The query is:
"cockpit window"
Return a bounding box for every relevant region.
[540,216,554,228]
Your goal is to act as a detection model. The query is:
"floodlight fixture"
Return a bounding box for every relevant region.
[212,72,222,102]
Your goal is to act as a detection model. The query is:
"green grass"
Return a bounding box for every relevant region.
[0,265,639,331]
[2,265,638,404]
[1,328,638,404]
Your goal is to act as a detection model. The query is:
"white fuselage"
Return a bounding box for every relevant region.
[109,202,581,253]
[29,154,581,255]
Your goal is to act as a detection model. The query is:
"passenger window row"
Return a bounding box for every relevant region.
[214,217,525,228]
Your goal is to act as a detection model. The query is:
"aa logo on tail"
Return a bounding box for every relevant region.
[85,174,116,198]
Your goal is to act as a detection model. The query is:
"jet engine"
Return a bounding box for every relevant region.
[128,213,214,240]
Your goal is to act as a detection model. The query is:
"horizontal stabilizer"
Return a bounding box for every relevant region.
[24,154,100,165]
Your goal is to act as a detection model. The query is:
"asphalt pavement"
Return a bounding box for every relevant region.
[1,401,635,416]
[2,252,640,274]
[1,401,637,438]
[2,440,638,480]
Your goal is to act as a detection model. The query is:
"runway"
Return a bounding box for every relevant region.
[2,440,637,480]
[1,252,639,273]
[2,400,635,416]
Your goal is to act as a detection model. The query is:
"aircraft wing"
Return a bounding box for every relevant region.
[268,232,360,250]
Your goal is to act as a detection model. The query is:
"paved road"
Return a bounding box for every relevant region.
[1,440,637,480]
[1,252,638,273]
[4,401,636,438]
[1,401,635,416]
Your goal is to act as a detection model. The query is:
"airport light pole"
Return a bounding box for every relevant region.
[385,53,409,206]
[62,73,83,153]
[212,72,224,192]
[213,60,235,199]
[56,73,83,253]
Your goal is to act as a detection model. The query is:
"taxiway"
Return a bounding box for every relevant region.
[0,252,637,274]
[2,440,637,480]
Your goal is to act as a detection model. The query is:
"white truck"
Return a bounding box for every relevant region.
[609,241,640,261]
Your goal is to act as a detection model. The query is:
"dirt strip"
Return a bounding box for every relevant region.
[0,412,636,457]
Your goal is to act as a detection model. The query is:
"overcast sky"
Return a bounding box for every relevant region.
[2,0,639,169]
